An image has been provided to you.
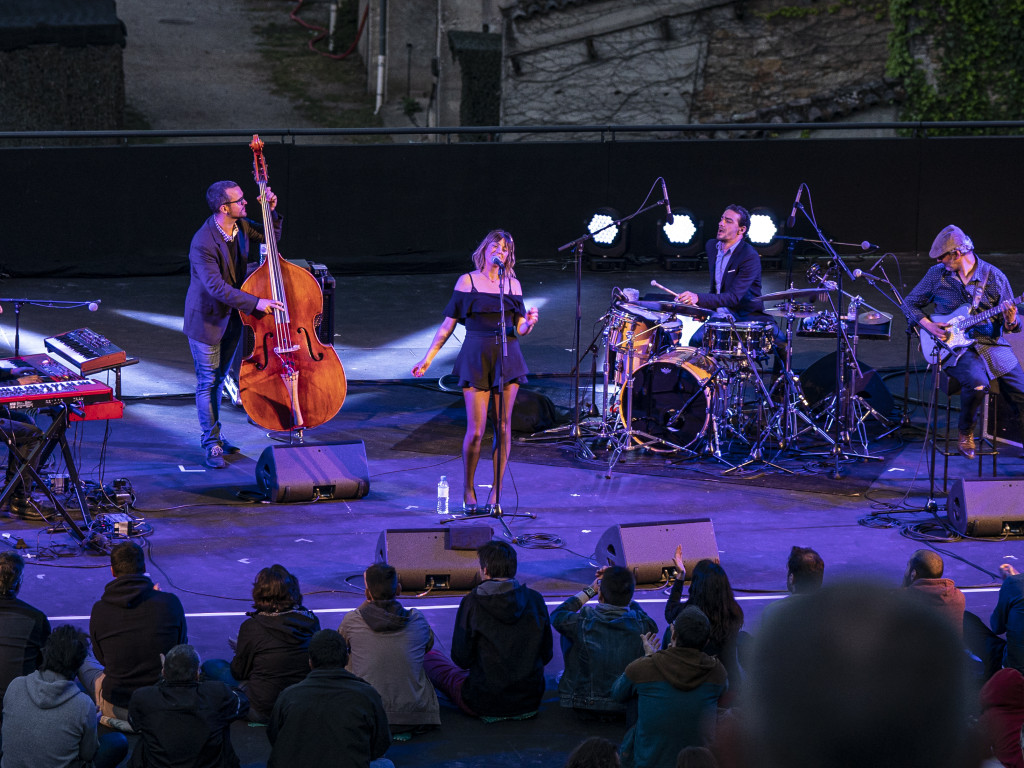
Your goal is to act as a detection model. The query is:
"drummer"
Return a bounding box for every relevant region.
[673,204,778,345]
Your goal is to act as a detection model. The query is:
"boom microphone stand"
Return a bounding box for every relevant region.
[0,298,101,356]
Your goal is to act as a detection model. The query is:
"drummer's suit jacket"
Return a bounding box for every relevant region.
[183,212,282,345]
[694,238,764,320]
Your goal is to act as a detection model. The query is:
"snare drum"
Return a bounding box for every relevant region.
[606,304,678,383]
[701,319,775,358]
[618,347,718,448]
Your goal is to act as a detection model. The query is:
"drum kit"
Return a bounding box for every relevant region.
[591,278,892,473]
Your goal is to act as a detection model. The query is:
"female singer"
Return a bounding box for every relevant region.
[413,230,540,512]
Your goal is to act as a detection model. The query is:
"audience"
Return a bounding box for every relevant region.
[202,564,320,723]
[128,643,248,768]
[566,735,621,768]
[424,539,553,719]
[993,564,1024,675]
[902,549,966,637]
[87,541,188,721]
[0,550,50,752]
[552,565,657,718]
[741,580,977,768]
[979,667,1024,768]
[1,624,128,768]
[612,606,727,768]
[675,746,719,768]
[339,563,440,736]
[786,546,824,594]
[268,629,392,768]
[665,553,744,698]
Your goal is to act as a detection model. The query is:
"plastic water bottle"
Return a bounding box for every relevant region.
[436,476,449,515]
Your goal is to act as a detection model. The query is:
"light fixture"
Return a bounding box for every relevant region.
[584,207,628,269]
[657,208,703,269]
[747,206,784,258]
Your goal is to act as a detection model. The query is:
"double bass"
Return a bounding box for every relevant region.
[238,135,347,432]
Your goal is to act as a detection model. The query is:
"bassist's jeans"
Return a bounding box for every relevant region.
[188,320,241,449]
[947,350,1024,432]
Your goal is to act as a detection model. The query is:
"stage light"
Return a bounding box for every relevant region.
[747,206,783,258]
[584,207,628,269]
[657,208,703,268]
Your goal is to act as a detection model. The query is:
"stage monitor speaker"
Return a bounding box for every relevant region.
[375,525,493,591]
[800,352,894,415]
[595,518,719,585]
[256,441,369,503]
[947,477,1024,537]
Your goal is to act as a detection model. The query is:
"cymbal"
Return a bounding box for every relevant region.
[633,300,713,319]
[857,310,892,326]
[767,305,818,319]
[761,287,829,301]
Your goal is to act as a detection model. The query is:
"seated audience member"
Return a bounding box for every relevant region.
[203,564,320,723]
[339,563,440,736]
[268,629,392,768]
[1,625,128,768]
[565,735,621,768]
[979,667,1024,768]
[612,606,728,768]
[424,539,552,719]
[0,551,50,707]
[902,549,965,636]
[786,546,824,594]
[552,565,657,717]
[993,564,1024,674]
[742,581,976,768]
[665,552,744,697]
[128,644,248,768]
[87,541,187,720]
[676,746,719,768]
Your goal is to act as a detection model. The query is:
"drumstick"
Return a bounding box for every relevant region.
[651,279,680,298]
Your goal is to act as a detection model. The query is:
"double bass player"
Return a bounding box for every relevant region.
[184,181,285,469]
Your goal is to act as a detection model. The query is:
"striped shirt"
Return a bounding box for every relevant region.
[902,257,1021,378]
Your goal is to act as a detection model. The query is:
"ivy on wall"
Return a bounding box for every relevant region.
[886,0,1024,132]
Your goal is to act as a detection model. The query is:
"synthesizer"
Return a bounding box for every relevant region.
[0,354,120,418]
[44,328,126,374]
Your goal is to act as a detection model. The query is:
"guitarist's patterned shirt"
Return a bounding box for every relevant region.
[902,258,1021,378]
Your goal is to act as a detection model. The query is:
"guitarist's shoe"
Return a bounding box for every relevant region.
[958,431,976,460]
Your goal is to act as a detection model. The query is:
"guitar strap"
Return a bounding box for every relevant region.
[970,267,989,313]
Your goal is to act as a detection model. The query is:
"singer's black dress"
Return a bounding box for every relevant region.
[444,275,529,391]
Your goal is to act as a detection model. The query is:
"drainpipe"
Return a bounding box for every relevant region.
[374,0,387,114]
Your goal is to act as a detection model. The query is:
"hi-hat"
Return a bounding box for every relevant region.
[762,287,830,301]
[767,304,818,319]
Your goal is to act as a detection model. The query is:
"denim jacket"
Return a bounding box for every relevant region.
[552,594,658,711]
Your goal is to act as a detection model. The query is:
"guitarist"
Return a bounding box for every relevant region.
[902,225,1024,459]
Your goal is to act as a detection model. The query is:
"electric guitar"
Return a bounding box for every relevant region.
[919,294,1024,364]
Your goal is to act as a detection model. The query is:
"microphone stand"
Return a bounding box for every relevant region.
[0,298,100,357]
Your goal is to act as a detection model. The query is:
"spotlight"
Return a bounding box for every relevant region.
[584,207,628,270]
[747,206,783,259]
[657,208,703,269]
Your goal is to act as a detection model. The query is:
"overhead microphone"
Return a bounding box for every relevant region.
[660,178,674,225]
[787,184,803,228]
[860,241,880,251]
[88,301,100,312]
[851,254,887,280]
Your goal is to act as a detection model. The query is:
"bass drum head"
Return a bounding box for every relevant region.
[618,348,716,448]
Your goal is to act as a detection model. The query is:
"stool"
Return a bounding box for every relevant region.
[929,369,999,495]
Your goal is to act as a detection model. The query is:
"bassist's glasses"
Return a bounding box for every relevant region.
[223,197,245,207]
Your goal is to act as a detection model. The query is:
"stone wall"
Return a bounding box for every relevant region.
[499,0,895,137]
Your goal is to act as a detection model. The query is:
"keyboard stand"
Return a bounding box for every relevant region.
[0,403,92,542]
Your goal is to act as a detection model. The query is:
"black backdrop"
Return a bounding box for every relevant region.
[2,135,1020,277]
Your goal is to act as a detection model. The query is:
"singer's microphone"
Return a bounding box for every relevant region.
[660,178,674,225]
[860,241,880,251]
[88,301,100,312]
[491,256,505,271]
[787,184,803,228]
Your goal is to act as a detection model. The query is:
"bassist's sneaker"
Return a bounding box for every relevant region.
[957,431,976,460]
[205,445,227,469]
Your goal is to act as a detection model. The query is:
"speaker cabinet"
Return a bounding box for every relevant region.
[948,478,1024,537]
[595,518,719,585]
[256,441,369,503]
[375,526,493,591]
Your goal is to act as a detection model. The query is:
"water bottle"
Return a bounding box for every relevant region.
[436,476,449,515]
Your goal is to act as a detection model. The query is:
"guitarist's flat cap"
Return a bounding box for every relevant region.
[929,225,974,259]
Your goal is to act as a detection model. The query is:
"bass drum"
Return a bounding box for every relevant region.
[618,348,718,448]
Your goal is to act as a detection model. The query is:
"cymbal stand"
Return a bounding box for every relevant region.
[766,308,834,451]
[722,341,794,475]
[605,330,689,477]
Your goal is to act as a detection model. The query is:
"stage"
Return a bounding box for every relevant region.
[1,257,1020,767]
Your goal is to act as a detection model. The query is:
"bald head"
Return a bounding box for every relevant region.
[905,549,943,585]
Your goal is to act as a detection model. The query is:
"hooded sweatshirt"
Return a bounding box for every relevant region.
[612,646,727,768]
[230,607,320,720]
[339,599,440,727]
[90,574,188,707]
[908,578,966,639]
[1,669,98,768]
[979,667,1024,768]
[451,578,553,717]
